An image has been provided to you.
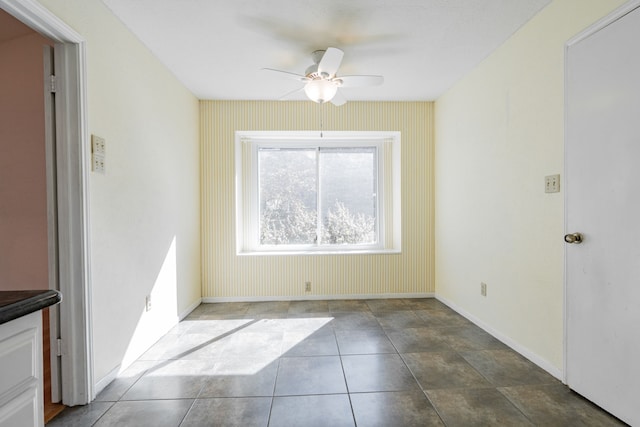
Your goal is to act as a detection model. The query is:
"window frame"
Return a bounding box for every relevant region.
[236,131,401,255]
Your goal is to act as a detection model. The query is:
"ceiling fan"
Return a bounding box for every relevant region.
[262,47,384,106]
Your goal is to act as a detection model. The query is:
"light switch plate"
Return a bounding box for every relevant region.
[91,135,105,174]
[545,174,560,193]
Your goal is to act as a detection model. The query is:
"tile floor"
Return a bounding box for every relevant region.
[48,299,626,426]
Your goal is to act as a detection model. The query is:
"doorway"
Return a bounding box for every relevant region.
[0,0,93,408]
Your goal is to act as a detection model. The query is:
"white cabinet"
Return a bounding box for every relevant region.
[0,311,43,427]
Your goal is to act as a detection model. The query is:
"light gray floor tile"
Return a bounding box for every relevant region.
[269,394,355,427]
[275,356,347,395]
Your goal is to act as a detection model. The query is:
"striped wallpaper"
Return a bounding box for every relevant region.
[200,101,434,299]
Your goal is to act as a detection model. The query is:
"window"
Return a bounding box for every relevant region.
[236,132,401,254]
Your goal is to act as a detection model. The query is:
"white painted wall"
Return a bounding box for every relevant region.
[35,0,201,383]
[435,0,626,375]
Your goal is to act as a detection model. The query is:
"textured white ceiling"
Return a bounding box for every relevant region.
[101,0,550,101]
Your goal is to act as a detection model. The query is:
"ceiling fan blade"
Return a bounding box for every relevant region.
[338,75,384,87]
[261,68,308,82]
[330,90,347,107]
[318,47,344,78]
[278,86,304,101]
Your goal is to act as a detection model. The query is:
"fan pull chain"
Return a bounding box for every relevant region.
[319,103,324,138]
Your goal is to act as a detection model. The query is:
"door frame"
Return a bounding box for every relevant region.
[0,0,93,405]
[563,0,640,384]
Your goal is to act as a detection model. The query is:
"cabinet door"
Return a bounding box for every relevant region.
[0,388,40,427]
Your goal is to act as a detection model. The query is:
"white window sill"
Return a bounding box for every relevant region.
[237,249,402,257]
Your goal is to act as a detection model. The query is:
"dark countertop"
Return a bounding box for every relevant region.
[0,290,62,325]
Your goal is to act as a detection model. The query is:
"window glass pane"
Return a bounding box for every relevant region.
[259,148,317,245]
[319,147,377,245]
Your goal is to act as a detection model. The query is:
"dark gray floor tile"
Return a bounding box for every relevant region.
[121,375,205,400]
[94,399,193,427]
[414,308,471,327]
[275,356,347,395]
[426,388,533,426]
[374,311,427,329]
[190,302,250,317]
[281,328,338,356]
[199,359,279,397]
[329,312,381,330]
[121,360,214,400]
[499,383,628,426]
[402,351,491,390]
[365,298,411,312]
[269,394,355,427]
[400,298,448,311]
[245,301,290,315]
[460,349,557,386]
[47,402,114,427]
[342,354,419,392]
[288,300,330,314]
[94,361,160,402]
[328,299,371,312]
[181,397,271,427]
[386,327,455,353]
[351,391,444,427]
[335,328,396,355]
[438,325,508,351]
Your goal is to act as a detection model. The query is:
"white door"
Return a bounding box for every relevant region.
[565,4,640,426]
[43,45,62,404]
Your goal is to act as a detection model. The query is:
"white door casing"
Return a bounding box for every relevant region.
[0,0,93,405]
[565,2,640,425]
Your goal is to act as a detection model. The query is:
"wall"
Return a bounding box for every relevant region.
[34,0,201,384]
[0,28,52,290]
[435,0,626,376]
[201,101,434,299]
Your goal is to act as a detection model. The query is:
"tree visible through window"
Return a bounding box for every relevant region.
[259,146,378,247]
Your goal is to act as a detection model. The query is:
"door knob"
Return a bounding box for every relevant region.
[564,233,583,244]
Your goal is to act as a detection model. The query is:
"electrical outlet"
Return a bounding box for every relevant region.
[305,281,311,292]
[145,295,152,312]
[91,134,106,174]
[545,174,560,193]
[480,282,487,297]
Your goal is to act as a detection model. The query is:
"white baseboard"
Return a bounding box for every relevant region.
[93,363,120,398]
[435,295,563,381]
[179,297,202,320]
[202,292,435,303]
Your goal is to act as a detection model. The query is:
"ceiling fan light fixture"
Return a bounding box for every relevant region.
[304,79,337,103]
